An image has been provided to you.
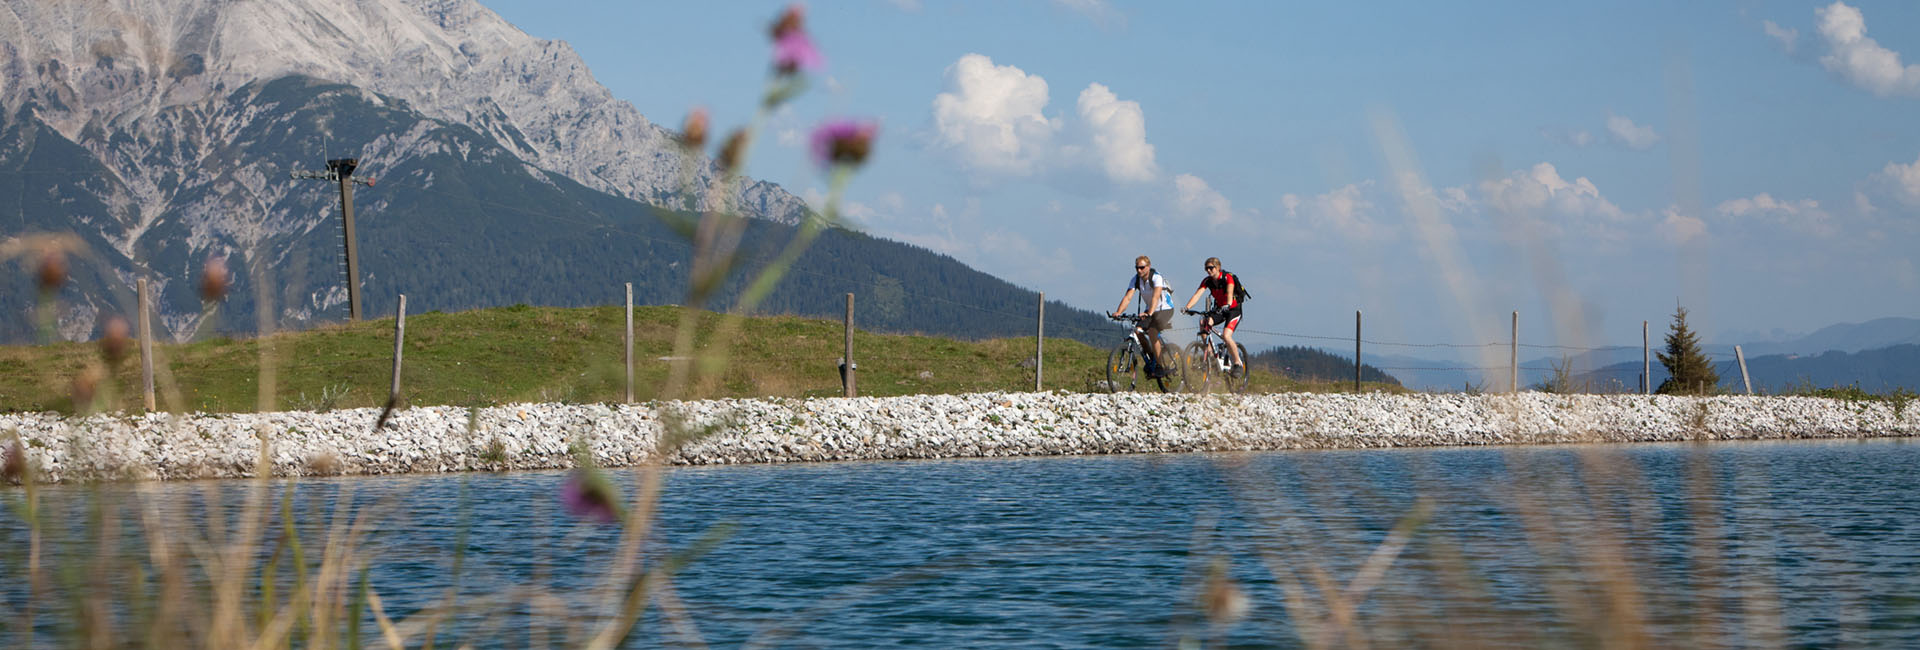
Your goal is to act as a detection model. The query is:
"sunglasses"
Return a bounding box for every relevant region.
[1205,266,1218,271]
[1135,265,1148,270]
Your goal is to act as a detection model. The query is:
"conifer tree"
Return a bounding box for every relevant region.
[1656,305,1719,395]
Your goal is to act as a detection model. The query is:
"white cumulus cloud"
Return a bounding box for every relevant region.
[1658,208,1708,244]
[1175,174,1234,226]
[842,200,877,221]
[1876,153,1920,207]
[1764,20,1799,54]
[1479,162,1629,223]
[1077,83,1158,183]
[1715,193,1835,236]
[930,54,1161,186]
[1281,181,1394,240]
[1716,193,1819,217]
[1815,2,1920,97]
[931,54,1060,177]
[838,191,911,227]
[1605,113,1661,150]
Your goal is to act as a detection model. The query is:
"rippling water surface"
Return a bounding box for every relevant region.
[7,438,1920,647]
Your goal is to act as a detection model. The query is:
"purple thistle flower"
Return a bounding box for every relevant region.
[559,469,621,524]
[810,119,878,169]
[773,30,824,76]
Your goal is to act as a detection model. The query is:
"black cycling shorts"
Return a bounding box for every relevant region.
[1207,306,1243,333]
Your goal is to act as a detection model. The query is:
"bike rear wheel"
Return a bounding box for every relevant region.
[1228,342,1251,394]
[1107,341,1140,392]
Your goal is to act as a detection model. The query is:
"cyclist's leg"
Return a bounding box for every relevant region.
[1133,328,1159,370]
[1200,315,1222,365]
[1145,310,1173,374]
[1222,311,1245,368]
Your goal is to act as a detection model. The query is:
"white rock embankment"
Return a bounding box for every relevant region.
[2,392,1915,483]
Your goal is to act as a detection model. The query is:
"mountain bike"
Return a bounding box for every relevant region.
[1106,313,1185,393]
[1183,309,1249,394]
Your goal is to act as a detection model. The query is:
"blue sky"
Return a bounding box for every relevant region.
[479,0,1920,356]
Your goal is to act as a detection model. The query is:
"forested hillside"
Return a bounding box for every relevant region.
[1245,345,1402,386]
[2,76,1119,347]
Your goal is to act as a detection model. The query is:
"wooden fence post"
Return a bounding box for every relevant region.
[1735,345,1752,395]
[138,278,155,411]
[843,293,856,398]
[1354,310,1363,392]
[624,282,634,403]
[390,295,406,404]
[1035,292,1045,392]
[1643,320,1651,395]
[1510,311,1518,394]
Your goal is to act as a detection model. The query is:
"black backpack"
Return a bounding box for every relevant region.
[1224,270,1251,303]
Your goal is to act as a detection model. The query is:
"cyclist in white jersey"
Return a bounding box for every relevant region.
[1110,255,1176,378]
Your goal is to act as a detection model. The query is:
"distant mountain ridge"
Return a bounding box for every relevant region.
[0,0,1137,345]
[1730,317,1920,358]
[1588,344,1920,394]
[1316,317,1920,393]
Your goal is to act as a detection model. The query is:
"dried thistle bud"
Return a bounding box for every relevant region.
[715,130,748,173]
[1201,559,1250,624]
[71,365,104,410]
[306,453,341,476]
[199,256,229,302]
[769,4,804,40]
[100,316,132,365]
[680,108,709,151]
[2,438,25,484]
[36,247,66,292]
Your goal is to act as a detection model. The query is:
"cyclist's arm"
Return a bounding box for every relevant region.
[1226,276,1238,308]
[1182,286,1206,312]
[1112,288,1137,317]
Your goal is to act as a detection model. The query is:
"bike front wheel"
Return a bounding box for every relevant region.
[1155,345,1187,393]
[1107,341,1140,393]
[1185,341,1213,393]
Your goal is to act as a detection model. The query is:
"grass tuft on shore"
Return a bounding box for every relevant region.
[0,304,1399,413]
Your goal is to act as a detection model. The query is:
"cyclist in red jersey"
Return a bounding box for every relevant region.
[1181,257,1245,373]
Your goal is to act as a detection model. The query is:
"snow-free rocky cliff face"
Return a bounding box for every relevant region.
[0,0,810,341]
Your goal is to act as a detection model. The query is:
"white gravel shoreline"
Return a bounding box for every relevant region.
[4,392,1916,483]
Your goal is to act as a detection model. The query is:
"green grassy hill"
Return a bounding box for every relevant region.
[0,305,1402,414]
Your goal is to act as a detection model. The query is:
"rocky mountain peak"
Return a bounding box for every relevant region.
[0,0,810,223]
